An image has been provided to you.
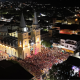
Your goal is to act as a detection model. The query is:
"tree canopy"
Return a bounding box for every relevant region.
[49,61,73,80]
[41,40,52,47]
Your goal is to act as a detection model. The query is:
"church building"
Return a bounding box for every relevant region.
[0,12,41,59]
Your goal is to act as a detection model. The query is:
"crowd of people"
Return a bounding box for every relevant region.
[0,51,9,60]
[15,47,73,79]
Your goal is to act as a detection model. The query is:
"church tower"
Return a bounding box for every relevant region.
[18,13,30,59]
[31,12,41,54]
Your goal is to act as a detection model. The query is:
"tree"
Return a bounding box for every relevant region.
[49,64,57,80]
[49,61,72,80]
[41,40,52,48]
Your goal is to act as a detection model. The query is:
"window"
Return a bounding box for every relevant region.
[37,38,39,41]
[25,41,27,46]
[20,41,21,45]
[70,46,72,48]
[19,41,22,47]
[15,52,16,55]
[61,44,64,46]
[61,41,64,43]
[65,45,68,48]
[73,47,76,50]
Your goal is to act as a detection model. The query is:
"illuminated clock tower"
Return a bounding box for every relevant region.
[31,12,41,54]
[18,13,30,59]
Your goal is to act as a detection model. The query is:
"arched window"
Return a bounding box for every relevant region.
[20,41,21,45]
[25,41,26,45]
[15,52,16,56]
[37,38,39,41]
[25,41,27,47]
[20,41,21,47]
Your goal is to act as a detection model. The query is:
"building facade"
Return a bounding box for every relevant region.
[0,12,41,59]
[60,39,77,53]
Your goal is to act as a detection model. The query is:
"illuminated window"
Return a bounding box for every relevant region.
[37,38,39,41]
[20,41,21,45]
[20,41,21,47]
[25,41,27,45]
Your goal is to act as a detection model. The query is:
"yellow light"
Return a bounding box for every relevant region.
[19,44,22,47]
[36,38,39,42]
[75,18,78,21]
[23,48,25,50]
[23,45,25,48]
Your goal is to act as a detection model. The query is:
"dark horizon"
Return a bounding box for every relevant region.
[0,0,80,6]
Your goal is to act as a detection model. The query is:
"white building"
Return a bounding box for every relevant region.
[57,34,80,53]
[60,39,77,52]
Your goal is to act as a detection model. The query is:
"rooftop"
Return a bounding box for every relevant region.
[66,41,77,45]
[58,34,80,42]
[55,24,80,30]
[0,60,33,79]
[66,56,80,67]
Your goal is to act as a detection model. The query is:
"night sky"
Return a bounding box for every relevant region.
[0,0,80,6]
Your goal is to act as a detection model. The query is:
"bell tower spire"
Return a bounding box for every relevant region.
[19,13,28,32]
[20,13,26,28]
[33,12,38,25]
[31,11,39,29]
